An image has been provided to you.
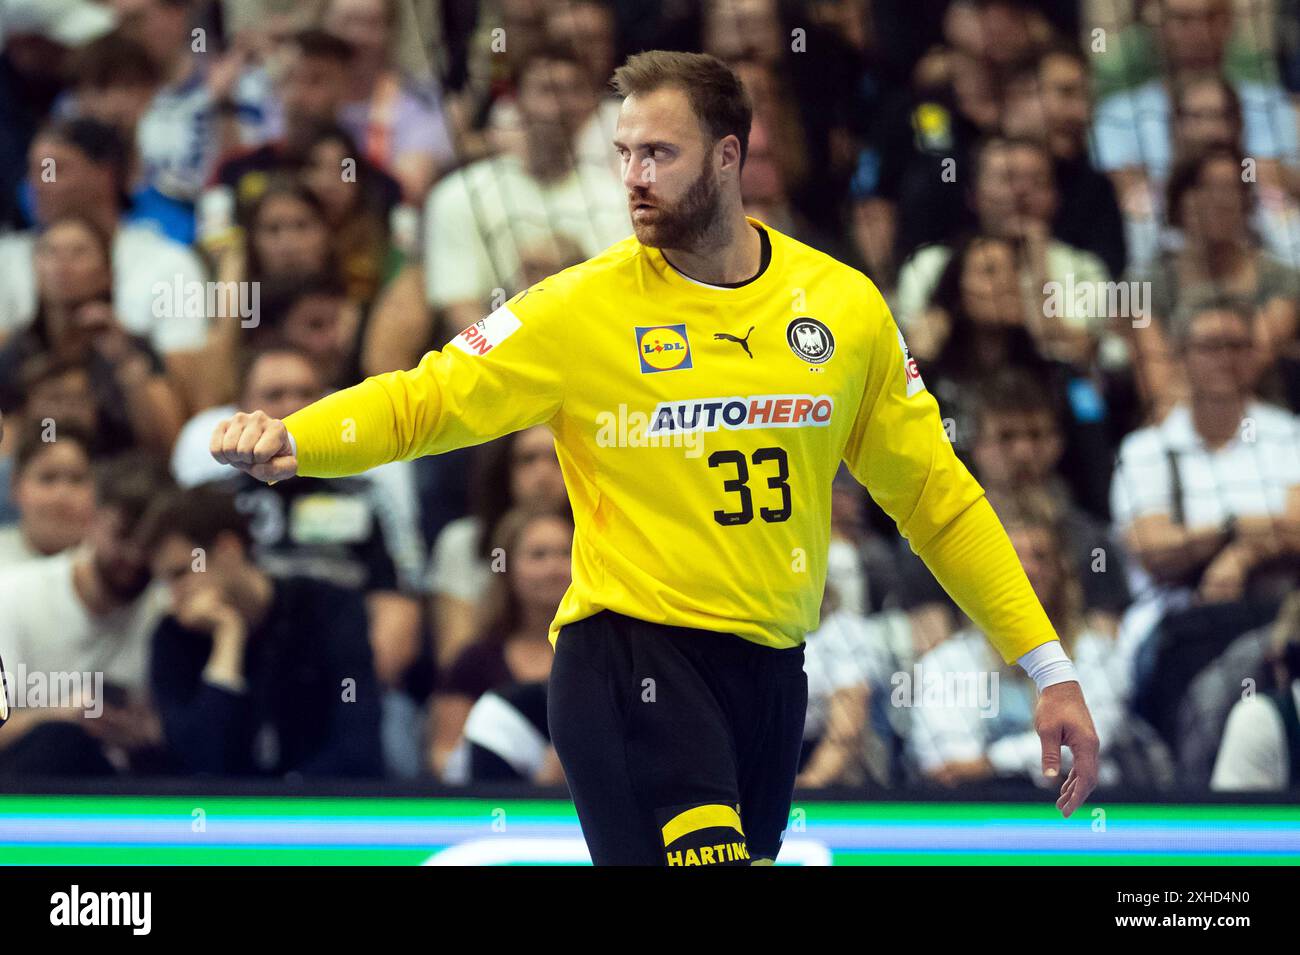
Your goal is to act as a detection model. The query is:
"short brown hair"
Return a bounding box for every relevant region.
[136,485,253,553]
[69,31,161,90]
[611,51,753,167]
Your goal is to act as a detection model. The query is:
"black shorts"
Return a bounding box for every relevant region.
[548,610,807,866]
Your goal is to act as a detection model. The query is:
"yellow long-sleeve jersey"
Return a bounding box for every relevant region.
[283,218,1059,661]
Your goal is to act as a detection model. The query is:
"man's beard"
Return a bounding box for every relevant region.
[93,551,151,603]
[630,162,723,251]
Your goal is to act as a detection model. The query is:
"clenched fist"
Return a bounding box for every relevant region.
[210,410,298,483]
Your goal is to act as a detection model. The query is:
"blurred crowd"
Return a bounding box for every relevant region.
[0,0,1298,794]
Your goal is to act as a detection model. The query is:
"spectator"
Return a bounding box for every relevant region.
[0,419,95,566]
[0,0,117,231]
[901,370,1131,636]
[893,137,1112,368]
[852,0,1051,278]
[322,0,458,203]
[206,183,358,402]
[1111,298,1300,668]
[0,118,210,385]
[434,502,572,782]
[734,73,857,263]
[1123,73,1300,270]
[0,451,173,775]
[422,44,627,335]
[1211,592,1300,790]
[1124,147,1300,417]
[910,233,1060,431]
[299,123,404,306]
[905,500,1126,788]
[796,582,897,789]
[61,32,178,239]
[1091,0,1300,208]
[0,214,184,452]
[0,353,101,524]
[141,485,384,779]
[427,425,567,668]
[827,464,903,617]
[116,0,274,237]
[1000,44,1127,277]
[544,0,621,176]
[171,341,426,775]
[198,28,356,248]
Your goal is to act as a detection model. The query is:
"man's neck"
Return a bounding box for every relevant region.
[661,211,761,286]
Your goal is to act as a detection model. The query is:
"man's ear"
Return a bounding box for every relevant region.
[718,134,743,176]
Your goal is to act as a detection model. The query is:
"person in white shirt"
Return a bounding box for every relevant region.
[1110,298,1300,667]
[0,118,209,388]
[1211,594,1300,791]
[0,418,95,568]
[906,502,1127,788]
[422,46,629,336]
[0,451,172,773]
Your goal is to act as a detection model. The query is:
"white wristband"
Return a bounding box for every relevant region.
[1016,640,1078,693]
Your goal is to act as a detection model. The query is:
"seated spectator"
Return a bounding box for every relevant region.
[0,0,117,231]
[893,137,1113,368]
[60,30,200,243]
[115,0,275,240]
[911,234,1100,461]
[544,0,622,177]
[1000,44,1126,278]
[423,45,627,337]
[197,28,356,249]
[140,485,384,779]
[433,502,572,782]
[299,122,404,307]
[1122,74,1300,269]
[905,501,1126,788]
[427,426,567,669]
[0,118,209,393]
[850,0,1041,278]
[0,419,95,567]
[322,0,457,203]
[0,354,101,524]
[796,583,898,789]
[1111,299,1300,669]
[827,464,903,617]
[1211,593,1300,791]
[174,341,425,775]
[1124,147,1300,418]
[0,451,173,775]
[0,215,183,452]
[900,370,1131,640]
[1091,0,1299,213]
[206,186,361,402]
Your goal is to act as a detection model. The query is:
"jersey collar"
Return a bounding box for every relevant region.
[641,216,784,302]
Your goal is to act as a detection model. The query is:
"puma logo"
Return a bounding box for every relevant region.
[714,326,755,358]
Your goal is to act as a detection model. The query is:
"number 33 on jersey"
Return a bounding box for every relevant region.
[284,218,983,651]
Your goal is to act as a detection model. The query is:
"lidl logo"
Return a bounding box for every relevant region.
[635,324,693,373]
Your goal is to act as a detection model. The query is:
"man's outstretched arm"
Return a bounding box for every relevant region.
[212,293,568,481]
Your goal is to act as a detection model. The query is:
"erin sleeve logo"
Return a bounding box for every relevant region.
[449,305,522,356]
[898,328,925,396]
[635,324,693,373]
